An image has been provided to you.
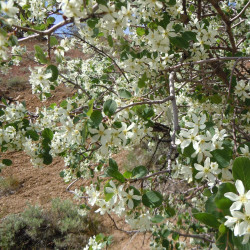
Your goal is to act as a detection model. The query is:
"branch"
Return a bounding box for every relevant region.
[169,72,179,143]
[164,57,250,72]
[66,178,88,198]
[17,3,99,43]
[115,96,174,114]
[230,1,250,22]
[207,0,236,52]
[70,33,130,84]
[128,169,170,183]
[15,18,73,37]
[107,214,139,234]
[172,231,214,243]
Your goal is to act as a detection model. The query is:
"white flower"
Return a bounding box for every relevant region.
[225,180,250,211]
[86,184,100,206]
[122,189,141,209]
[1,0,18,17]
[225,202,250,243]
[186,114,206,133]
[194,157,218,182]
[235,80,250,101]
[224,210,243,236]
[95,199,110,215]
[89,123,111,144]
[240,145,250,158]
[105,180,124,204]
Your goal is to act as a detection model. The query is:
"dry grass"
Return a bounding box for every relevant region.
[5,76,28,91]
[0,175,21,196]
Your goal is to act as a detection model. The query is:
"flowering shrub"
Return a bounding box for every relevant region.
[0,0,250,248]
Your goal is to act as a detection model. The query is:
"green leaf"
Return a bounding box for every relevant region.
[60,100,68,108]
[42,128,53,141]
[203,188,212,197]
[211,148,233,168]
[25,130,39,141]
[118,89,132,99]
[105,168,125,183]
[2,159,12,166]
[219,224,227,235]
[132,165,147,178]
[182,31,197,41]
[193,213,220,228]
[138,72,147,88]
[167,0,176,6]
[136,27,145,36]
[165,204,176,217]
[210,94,222,104]
[90,110,103,127]
[172,232,179,241]
[151,215,164,223]
[103,99,117,117]
[214,183,236,212]
[232,235,250,249]
[233,157,250,190]
[47,16,55,25]
[123,171,132,179]
[81,122,88,144]
[215,230,234,250]
[205,194,223,219]
[8,35,18,46]
[45,65,58,82]
[87,18,98,28]
[86,99,94,117]
[170,36,189,49]
[107,35,113,47]
[50,36,59,46]
[142,191,163,208]
[34,45,48,64]
[109,158,118,170]
[43,153,53,165]
[182,142,195,157]
[59,171,65,177]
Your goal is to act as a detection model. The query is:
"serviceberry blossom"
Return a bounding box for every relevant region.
[194,158,221,183]
[225,180,250,211]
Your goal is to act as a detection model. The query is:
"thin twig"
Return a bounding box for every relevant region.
[230,1,250,22]
[164,57,250,72]
[115,96,174,114]
[172,231,214,243]
[107,214,139,234]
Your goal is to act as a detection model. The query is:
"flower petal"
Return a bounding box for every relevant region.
[246,190,250,200]
[245,201,250,215]
[236,180,245,195]
[132,195,141,201]
[224,192,239,201]
[194,163,203,171]
[195,172,204,179]
[128,199,134,209]
[230,201,242,211]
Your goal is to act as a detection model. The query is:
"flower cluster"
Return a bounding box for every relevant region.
[224,180,250,244]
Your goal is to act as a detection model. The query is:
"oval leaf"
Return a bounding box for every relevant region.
[90,110,103,127]
[45,65,59,82]
[142,190,163,208]
[193,212,220,228]
[2,159,12,166]
[118,89,132,99]
[132,165,147,178]
[233,157,250,190]
[103,99,117,117]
